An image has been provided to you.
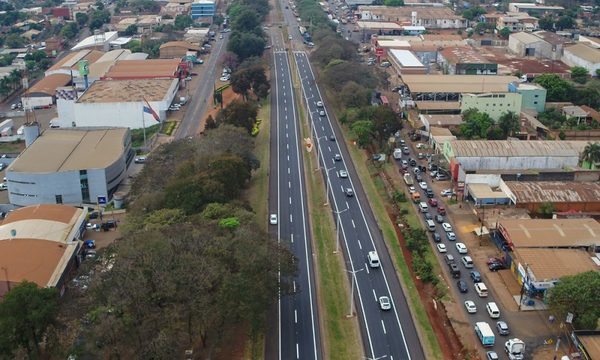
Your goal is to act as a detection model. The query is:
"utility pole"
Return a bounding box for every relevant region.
[346,267,364,317]
[314,135,327,171]
[334,208,348,253]
[323,165,335,206]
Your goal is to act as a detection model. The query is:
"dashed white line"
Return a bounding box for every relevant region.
[289,197,292,205]
[290,233,294,243]
[346,201,349,209]
[358,239,362,249]
[328,146,331,151]
[372,289,377,302]
[289,181,291,188]
[296,343,299,359]
[295,310,298,323]
[287,144,289,150]
[351,219,356,228]
[287,155,290,161]
[381,320,387,335]
[289,214,293,223]
[365,264,370,274]
[321,126,325,131]
[288,168,290,174]
[340,185,344,192]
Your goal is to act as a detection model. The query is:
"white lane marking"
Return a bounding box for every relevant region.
[296,343,299,359]
[286,133,288,138]
[321,125,325,131]
[288,181,291,188]
[291,233,294,243]
[290,214,293,223]
[358,239,362,249]
[287,155,290,161]
[328,146,331,151]
[372,289,377,302]
[286,123,288,129]
[284,98,286,104]
[340,185,344,192]
[351,219,356,228]
[288,168,290,174]
[295,310,298,323]
[381,320,387,335]
[287,144,289,150]
[365,264,370,274]
[289,197,292,205]
[273,49,282,360]
[346,201,349,209]
[284,107,287,112]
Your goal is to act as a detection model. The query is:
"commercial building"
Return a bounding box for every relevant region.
[442,140,581,180]
[505,181,600,213]
[21,73,71,110]
[357,6,467,29]
[71,31,119,52]
[401,74,518,101]
[44,49,105,78]
[460,92,522,120]
[497,218,600,249]
[508,31,571,60]
[56,78,178,128]
[6,128,133,207]
[0,204,87,297]
[438,46,498,75]
[103,58,182,80]
[191,0,216,19]
[159,41,202,59]
[563,43,600,76]
[508,82,547,113]
[508,3,565,16]
[388,49,426,74]
[496,13,539,32]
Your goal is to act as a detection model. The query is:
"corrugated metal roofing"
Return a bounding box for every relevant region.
[507,181,600,204]
[514,248,598,280]
[498,218,600,247]
[449,140,579,158]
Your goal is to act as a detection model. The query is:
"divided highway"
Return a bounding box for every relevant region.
[293,51,425,360]
[268,28,321,359]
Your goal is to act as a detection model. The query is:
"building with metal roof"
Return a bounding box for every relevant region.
[21,73,71,110]
[6,128,132,207]
[71,31,118,52]
[103,59,182,79]
[497,218,600,249]
[401,74,518,102]
[438,46,498,75]
[505,181,600,213]
[563,43,600,76]
[357,6,467,29]
[388,49,426,74]
[0,204,87,297]
[572,330,600,360]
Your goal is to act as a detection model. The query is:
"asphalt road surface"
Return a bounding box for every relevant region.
[293,51,425,360]
[267,28,322,360]
[394,140,515,358]
[175,32,228,139]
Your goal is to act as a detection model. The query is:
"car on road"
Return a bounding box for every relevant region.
[288,34,293,39]
[435,214,444,223]
[486,351,499,360]
[418,181,428,190]
[487,257,503,265]
[219,34,224,39]
[319,110,325,116]
[441,189,453,197]
[496,321,510,335]
[219,75,230,82]
[329,135,335,141]
[456,280,468,293]
[436,243,447,253]
[470,270,481,282]
[464,300,477,313]
[423,212,432,220]
[270,214,278,225]
[428,198,438,207]
[432,232,441,242]
[446,232,456,241]
[316,101,323,107]
[416,143,426,149]
[437,206,446,215]
[426,189,434,198]
[134,156,147,164]
[444,254,455,264]
[415,174,423,182]
[402,147,410,155]
[379,296,391,310]
[455,242,468,254]
[408,186,416,193]
[345,188,354,197]
[334,154,342,161]
[442,223,453,232]
[401,160,408,170]
[339,170,348,178]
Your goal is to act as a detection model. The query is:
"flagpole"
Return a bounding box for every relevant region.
[141,101,147,150]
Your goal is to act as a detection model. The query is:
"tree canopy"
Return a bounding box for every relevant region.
[534,74,575,102]
[547,271,600,329]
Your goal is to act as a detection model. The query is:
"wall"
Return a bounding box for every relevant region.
[55,101,163,129]
[517,87,546,113]
[460,93,522,120]
[562,50,600,76]
[22,95,53,110]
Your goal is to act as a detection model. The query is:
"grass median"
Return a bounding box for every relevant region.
[347,144,443,359]
[291,57,363,360]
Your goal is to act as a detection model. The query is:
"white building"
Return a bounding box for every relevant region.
[6,128,133,207]
[55,78,179,129]
[71,31,118,52]
[562,43,600,76]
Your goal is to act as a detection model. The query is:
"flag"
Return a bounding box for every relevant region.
[142,98,160,122]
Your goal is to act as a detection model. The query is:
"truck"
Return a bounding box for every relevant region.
[474,322,495,347]
[403,173,413,185]
[505,338,525,360]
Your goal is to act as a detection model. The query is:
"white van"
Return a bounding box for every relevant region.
[462,256,474,268]
[393,148,402,159]
[475,282,488,297]
[426,219,436,231]
[367,251,380,268]
[418,202,428,213]
[486,302,500,318]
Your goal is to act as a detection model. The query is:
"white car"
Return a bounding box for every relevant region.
[0,183,6,191]
[442,222,453,232]
[319,110,326,116]
[464,300,477,313]
[219,76,230,82]
[269,214,278,225]
[316,100,323,107]
[408,186,416,193]
[134,156,147,164]
[456,242,468,254]
[288,34,293,40]
[418,181,428,190]
[436,243,447,253]
[441,189,453,197]
[416,143,426,149]
[378,296,391,310]
[339,170,348,178]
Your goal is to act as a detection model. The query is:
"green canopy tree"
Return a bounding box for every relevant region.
[351,120,375,147]
[547,271,600,329]
[570,66,589,84]
[582,142,600,167]
[0,282,59,358]
[174,14,193,30]
[459,109,493,139]
[534,74,575,102]
[498,111,520,138]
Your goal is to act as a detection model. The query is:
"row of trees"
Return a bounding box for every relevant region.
[534,74,600,112]
[226,0,268,61]
[458,109,520,140]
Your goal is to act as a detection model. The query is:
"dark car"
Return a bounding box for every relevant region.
[470,270,481,282]
[435,214,444,223]
[432,232,441,242]
[88,211,99,220]
[449,263,461,278]
[409,159,417,166]
[489,262,506,271]
[456,280,468,293]
[444,254,455,264]
[415,174,423,182]
[423,212,432,220]
[428,198,438,207]
[426,189,434,198]
[101,220,117,231]
[334,154,342,161]
[496,321,510,335]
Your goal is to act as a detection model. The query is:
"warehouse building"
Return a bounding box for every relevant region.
[562,43,600,76]
[6,128,133,207]
[388,49,426,74]
[401,74,518,102]
[0,204,86,297]
[505,181,600,213]
[102,58,183,80]
[460,92,522,120]
[357,6,467,29]
[55,78,178,128]
[21,73,71,110]
[497,218,600,250]
[442,140,582,182]
[159,41,202,59]
[438,46,498,75]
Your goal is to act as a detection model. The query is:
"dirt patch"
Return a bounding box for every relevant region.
[200,86,241,133]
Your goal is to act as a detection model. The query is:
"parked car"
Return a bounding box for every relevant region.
[441,189,453,197]
[270,214,278,225]
[134,156,147,164]
[408,186,416,193]
[100,220,117,231]
[486,351,499,360]
[489,262,506,271]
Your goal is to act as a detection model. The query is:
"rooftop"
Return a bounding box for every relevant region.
[506,181,600,204]
[468,183,509,199]
[510,3,565,10]
[389,49,424,67]
[563,105,589,118]
[376,38,411,48]
[514,248,598,280]
[510,31,543,44]
[358,5,462,20]
[439,46,491,64]
[533,30,572,46]
[103,59,181,79]
[357,21,402,30]
[78,79,176,103]
[421,114,463,126]
[576,332,600,360]
[8,128,129,173]
[429,127,454,136]
[47,49,105,73]
[71,31,118,51]
[448,140,579,158]
[402,74,518,93]
[26,73,71,96]
[0,205,85,294]
[159,41,202,51]
[565,43,600,64]
[498,218,600,248]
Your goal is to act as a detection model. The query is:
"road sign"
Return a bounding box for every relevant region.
[97,196,107,205]
[304,137,313,152]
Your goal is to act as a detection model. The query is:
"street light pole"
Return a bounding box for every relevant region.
[347,267,364,317]
[334,208,348,253]
[314,133,327,171]
[323,166,335,206]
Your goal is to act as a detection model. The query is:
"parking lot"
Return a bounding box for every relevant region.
[391,129,560,359]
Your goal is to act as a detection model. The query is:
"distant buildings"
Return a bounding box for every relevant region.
[191,0,216,20]
[508,31,572,60]
[508,2,565,16]
[562,43,600,76]
[159,41,202,59]
[357,6,467,29]
[460,93,522,120]
[6,128,133,207]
